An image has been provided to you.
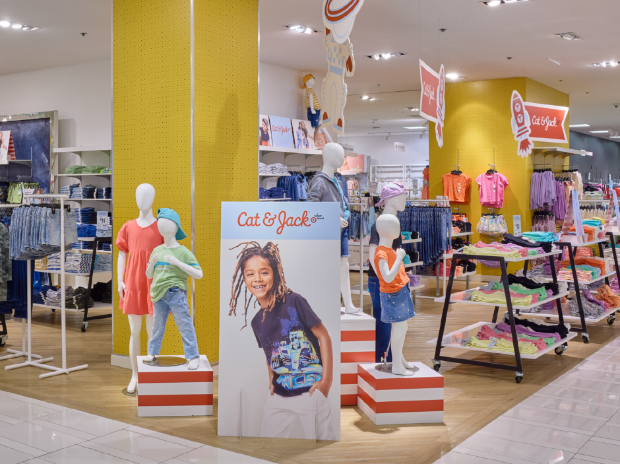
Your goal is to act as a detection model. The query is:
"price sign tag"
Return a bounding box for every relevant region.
[97,211,108,230]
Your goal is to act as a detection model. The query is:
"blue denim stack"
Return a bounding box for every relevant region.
[60,184,79,197]
[95,254,112,272]
[77,224,96,237]
[75,208,96,224]
[72,241,95,250]
[95,188,112,199]
[99,243,112,252]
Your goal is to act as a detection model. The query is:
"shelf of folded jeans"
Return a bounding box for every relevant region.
[426,321,578,360]
[544,270,617,284]
[517,305,620,324]
[434,288,570,311]
[33,302,113,313]
[402,238,422,244]
[452,232,473,238]
[57,173,111,177]
[404,261,423,268]
[37,270,113,276]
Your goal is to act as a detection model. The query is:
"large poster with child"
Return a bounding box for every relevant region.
[219,202,341,441]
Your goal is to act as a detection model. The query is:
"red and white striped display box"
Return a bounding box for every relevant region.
[341,312,376,406]
[137,355,213,417]
[357,362,444,425]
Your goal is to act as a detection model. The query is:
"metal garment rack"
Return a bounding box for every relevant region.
[521,233,620,342]
[4,194,88,379]
[430,250,576,383]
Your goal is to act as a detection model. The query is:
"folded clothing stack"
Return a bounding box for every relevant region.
[259,187,269,199]
[34,257,48,271]
[503,233,553,253]
[65,253,93,274]
[99,242,112,252]
[65,165,108,174]
[33,285,55,305]
[75,208,96,224]
[95,254,112,272]
[407,274,421,287]
[44,286,74,308]
[60,184,79,197]
[453,220,472,233]
[436,259,463,278]
[77,224,97,237]
[96,188,112,199]
[260,187,288,200]
[259,162,290,175]
[66,287,95,310]
[72,241,95,250]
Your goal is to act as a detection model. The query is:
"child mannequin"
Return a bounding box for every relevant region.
[374,215,416,376]
[145,208,203,370]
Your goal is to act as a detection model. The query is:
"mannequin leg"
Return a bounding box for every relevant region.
[391,321,413,376]
[127,314,143,393]
[340,257,360,314]
[145,314,153,341]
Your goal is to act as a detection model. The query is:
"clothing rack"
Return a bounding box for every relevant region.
[4,194,88,379]
[430,250,576,383]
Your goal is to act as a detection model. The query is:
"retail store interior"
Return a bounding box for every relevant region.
[1,1,620,463]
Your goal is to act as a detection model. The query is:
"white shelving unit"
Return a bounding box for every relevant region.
[53,146,112,206]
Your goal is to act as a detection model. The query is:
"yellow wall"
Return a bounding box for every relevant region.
[429,77,569,275]
[113,0,258,360]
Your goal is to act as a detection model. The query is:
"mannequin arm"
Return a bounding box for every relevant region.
[309,91,316,114]
[145,253,158,279]
[117,251,127,299]
[378,249,406,283]
[163,255,203,280]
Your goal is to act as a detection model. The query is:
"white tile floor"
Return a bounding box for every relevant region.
[0,390,273,464]
[434,337,620,463]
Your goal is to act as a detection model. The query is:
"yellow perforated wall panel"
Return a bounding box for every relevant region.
[113,0,192,355]
[429,77,569,275]
[194,0,259,362]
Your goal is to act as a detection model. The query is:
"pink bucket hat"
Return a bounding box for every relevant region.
[376,182,406,207]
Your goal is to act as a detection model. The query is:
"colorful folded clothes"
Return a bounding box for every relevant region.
[466,336,538,355]
[471,289,533,306]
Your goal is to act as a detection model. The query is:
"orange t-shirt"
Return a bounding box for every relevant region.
[442,173,471,204]
[374,246,409,293]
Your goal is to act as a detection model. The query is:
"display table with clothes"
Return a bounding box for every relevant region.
[430,246,576,383]
[517,233,620,342]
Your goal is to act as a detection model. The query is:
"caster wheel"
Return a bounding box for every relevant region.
[432,359,441,372]
[0,335,7,347]
[515,372,524,384]
[51,308,55,312]
[582,333,590,344]
[81,323,88,333]
[555,346,564,355]
[608,315,616,325]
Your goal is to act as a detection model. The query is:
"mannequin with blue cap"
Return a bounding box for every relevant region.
[145,208,203,370]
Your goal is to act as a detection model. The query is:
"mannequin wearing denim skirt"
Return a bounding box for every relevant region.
[374,215,415,376]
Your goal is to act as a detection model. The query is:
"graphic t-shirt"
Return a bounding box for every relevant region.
[148,245,201,303]
[251,293,322,397]
[476,172,509,208]
[442,173,471,204]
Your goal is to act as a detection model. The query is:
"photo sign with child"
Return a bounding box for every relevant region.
[219,202,341,441]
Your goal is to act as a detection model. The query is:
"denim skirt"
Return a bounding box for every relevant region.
[379,284,415,323]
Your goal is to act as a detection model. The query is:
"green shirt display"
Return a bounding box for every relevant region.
[148,245,201,303]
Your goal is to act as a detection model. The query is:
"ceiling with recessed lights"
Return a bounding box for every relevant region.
[260,0,620,140]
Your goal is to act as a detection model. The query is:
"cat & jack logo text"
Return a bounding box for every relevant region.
[237,211,324,234]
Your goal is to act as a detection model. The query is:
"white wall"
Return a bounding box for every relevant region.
[337,133,429,167]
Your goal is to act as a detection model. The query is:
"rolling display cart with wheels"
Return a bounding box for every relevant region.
[429,250,576,384]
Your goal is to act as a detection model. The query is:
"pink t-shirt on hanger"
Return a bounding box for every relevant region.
[476,172,509,208]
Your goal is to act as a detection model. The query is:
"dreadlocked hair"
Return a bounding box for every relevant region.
[228,241,292,330]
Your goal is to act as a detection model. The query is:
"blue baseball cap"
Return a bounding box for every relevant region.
[157,208,187,240]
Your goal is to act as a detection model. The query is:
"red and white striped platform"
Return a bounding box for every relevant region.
[137,355,213,417]
[341,312,376,406]
[357,362,444,425]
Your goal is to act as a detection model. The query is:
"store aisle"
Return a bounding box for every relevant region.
[0,389,272,464]
[434,336,620,464]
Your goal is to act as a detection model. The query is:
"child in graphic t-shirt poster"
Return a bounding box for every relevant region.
[228,241,336,441]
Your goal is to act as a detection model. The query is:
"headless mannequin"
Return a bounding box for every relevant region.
[145,218,203,370]
[118,184,156,393]
[321,143,359,314]
[376,215,414,376]
[305,77,333,143]
[369,193,413,371]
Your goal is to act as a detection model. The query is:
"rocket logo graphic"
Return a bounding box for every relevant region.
[510,90,533,158]
[435,65,446,148]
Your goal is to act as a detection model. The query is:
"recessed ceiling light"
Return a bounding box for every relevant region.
[590,130,609,133]
[11,23,22,29]
[406,107,420,111]
[286,24,315,34]
[446,73,462,80]
[404,126,426,130]
[547,58,561,66]
[366,53,405,60]
[594,61,620,67]
[480,0,529,6]
[569,124,590,128]
[369,98,377,101]
[555,32,582,41]
[0,21,10,28]
[361,95,369,100]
